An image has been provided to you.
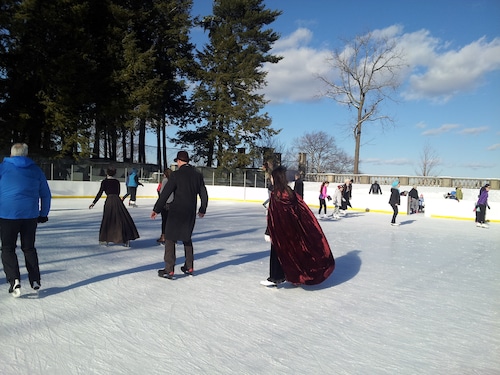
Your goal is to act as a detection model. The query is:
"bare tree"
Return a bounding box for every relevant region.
[416,142,441,176]
[291,131,353,174]
[318,31,406,174]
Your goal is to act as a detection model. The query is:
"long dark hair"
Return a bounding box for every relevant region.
[319,180,328,192]
[271,166,292,194]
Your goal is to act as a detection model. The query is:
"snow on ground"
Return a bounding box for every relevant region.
[1,199,499,375]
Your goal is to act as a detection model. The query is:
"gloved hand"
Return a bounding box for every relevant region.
[37,216,48,223]
[264,235,271,242]
[327,196,332,201]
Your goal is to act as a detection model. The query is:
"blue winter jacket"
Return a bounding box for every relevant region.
[127,170,139,187]
[0,156,51,219]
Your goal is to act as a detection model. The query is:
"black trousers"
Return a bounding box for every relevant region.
[123,186,138,201]
[318,198,327,214]
[476,204,486,223]
[269,245,285,282]
[0,218,40,286]
[390,204,399,223]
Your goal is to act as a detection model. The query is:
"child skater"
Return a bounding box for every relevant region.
[330,185,344,219]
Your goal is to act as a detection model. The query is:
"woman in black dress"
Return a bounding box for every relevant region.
[89,166,139,246]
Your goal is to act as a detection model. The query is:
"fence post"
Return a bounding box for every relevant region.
[441,178,452,188]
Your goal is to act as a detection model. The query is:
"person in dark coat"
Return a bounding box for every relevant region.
[293,172,304,198]
[389,180,401,226]
[262,166,335,286]
[369,181,382,194]
[340,179,352,212]
[151,151,208,279]
[408,185,419,214]
[89,166,139,246]
[156,168,174,245]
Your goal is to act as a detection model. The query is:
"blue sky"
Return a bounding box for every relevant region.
[179,0,500,178]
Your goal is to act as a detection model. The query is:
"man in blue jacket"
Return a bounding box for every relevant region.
[0,143,51,297]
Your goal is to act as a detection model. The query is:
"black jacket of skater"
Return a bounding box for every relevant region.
[152,151,208,277]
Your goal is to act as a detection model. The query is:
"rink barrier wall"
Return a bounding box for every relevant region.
[48,180,499,223]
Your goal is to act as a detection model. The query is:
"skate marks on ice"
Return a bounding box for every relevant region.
[1,200,499,374]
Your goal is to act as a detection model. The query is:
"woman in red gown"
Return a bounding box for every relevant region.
[263,166,335,286]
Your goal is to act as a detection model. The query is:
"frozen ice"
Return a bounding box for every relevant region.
[0,199,499,374]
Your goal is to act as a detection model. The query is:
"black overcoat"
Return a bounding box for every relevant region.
[153,164,208,242]
[389,188,401,205]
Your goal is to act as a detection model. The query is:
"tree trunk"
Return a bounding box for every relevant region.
[138,119,146,164]
[156,120,162,169]
[353,111,363,174]
[121,127,127,162]
[93,121,102,158]
[206,119,216,167]
[129,131,134,163]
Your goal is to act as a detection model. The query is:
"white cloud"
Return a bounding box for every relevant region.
[401,36,500,102]
[261,26,500,104]
[458,126,489,135]
[361,158,413,166]
[273,27,313,50]
[421,124,460,136]
[461,162,497,169]
[370,24,404,40]
[262,28,331,103]
[487,143,500,150]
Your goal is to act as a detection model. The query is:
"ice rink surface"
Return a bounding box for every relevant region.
[1,199,499,375]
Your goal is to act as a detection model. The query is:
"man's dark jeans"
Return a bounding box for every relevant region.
[0,218,40,286]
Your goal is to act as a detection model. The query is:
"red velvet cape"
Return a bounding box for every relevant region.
[267,189,335,285]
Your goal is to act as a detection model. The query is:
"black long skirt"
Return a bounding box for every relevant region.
[99,195,140,244]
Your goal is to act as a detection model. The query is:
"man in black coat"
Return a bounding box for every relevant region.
[293,172,304,198]
[369,181,382,194]
[151,151,208,279]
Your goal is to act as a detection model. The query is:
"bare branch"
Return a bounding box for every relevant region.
[290,131,354,174]
[317,31,407,173]
[416,141,441,176]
